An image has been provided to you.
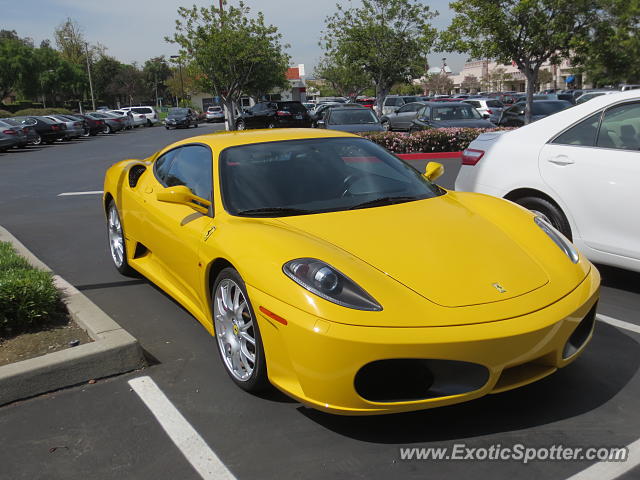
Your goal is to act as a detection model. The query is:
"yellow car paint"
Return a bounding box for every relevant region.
[103,128,600,415]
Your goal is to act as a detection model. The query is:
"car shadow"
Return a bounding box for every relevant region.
[597,263,640,295]
[297,322,639,443]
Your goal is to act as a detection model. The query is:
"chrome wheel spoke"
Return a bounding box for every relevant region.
[239,331,255,345]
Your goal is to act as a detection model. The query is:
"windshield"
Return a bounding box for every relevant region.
[220,138,443,217]
[1,118,20,126]
[329,109,378,125]
[432,105,482,120]
[532,101,571,115]
[169,108,188,116]
[131,107,152,114]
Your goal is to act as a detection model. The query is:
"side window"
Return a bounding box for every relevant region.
[398,104,412,113]
[552,112,601,146]
[466,101,481,108]
[596,103,640,150]
[154,149,179,184]
[163,145,213,201]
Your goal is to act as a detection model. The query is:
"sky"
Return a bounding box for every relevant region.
[3,0,467,75]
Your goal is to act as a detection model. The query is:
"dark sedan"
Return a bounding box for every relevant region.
[409,102,496,131]
[1,117,40,144]
[12,116,67,144]
[74,114,105,136]
[0,119,29,148]
[236,101,311,130]
[164,107,199,129]
[497,100,572,127]
[318,107,384,133]
[0,130,20,152]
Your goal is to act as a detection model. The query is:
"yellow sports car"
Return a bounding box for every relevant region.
[103,129,599,415]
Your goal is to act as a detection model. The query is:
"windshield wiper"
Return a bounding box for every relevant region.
[348,196,420,210]
[236,207,313,217]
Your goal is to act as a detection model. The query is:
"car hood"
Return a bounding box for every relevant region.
[327,124,384,133]
[428,119,496,128]
[277,194,549,308]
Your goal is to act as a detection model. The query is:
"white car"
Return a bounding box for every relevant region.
[455,90,640,272]
[120,106,159,126]
[205,106,225,122]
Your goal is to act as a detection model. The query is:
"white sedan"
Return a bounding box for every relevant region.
[456,90,640,272]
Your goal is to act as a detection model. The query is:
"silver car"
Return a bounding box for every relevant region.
[205,106,225,123]
[46,115,83,140]
[380,102,426,131]
[108,110,135,129]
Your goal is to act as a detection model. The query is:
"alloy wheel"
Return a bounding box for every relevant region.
[107,204,124,268]
[214,279,256,382]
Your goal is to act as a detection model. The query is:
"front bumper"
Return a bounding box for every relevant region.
[248,267,600,415]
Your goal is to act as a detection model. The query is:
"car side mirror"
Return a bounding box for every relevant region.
[156,185,210,215]
[423,162,444,182]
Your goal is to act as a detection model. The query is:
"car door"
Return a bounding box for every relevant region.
[134,144,215,308]
[394,103,422,130]
[500,105,524,126]
[538,102,640,260]
[243,104,261,128]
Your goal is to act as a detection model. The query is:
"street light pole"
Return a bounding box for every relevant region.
[84,42,96,111]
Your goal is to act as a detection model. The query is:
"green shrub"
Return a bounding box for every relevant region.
[0,109,13,118]
[12,108,75,117]
[360,127,514,154]
[0,242,63,338]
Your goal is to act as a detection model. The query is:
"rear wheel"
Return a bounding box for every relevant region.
[213,268,269,392]
[514,196,572,240]
[266,121,275,129]
[32,134,42,145]
[381,120,390,131]
[104,124,112,134]
[147,120,153,127]
[236,120,246,130]
[106,201,135,276]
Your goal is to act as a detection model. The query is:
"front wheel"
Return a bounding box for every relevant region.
[106,201,135,276]
[213,268,269,392]
[514,196,572,240]
[381,120,390,131]
[236,120,246,130]
[32,134,42,145]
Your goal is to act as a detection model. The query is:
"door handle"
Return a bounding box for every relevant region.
[548,155,575,166]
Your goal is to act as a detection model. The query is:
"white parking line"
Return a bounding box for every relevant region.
[128,376,236,480]
[565,438,640,480]
[597,314,640,335]
[57,190,104,196]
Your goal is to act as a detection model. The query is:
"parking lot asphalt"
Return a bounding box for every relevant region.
[0,124,639,480]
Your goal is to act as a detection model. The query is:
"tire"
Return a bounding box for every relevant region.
[514,196,572,240]
[147,120,153,127]
[193,122,198,128]
[381,120,390,131]
[212,267,269,393]
[236,120,246,130]
[32,134,42,145]
[104,124,112,134]
[266,122,275,129]
[165,126,170,130]
[82,129,90,137]
[106,200,136,276]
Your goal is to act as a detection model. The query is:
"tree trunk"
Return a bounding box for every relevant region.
[375,85,389,118]
[524,69,536,125]
[223,97,236,131]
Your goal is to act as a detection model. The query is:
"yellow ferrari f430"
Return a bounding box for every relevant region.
[103,129,599,415]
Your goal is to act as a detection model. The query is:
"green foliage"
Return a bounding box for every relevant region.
[0,109,12,118]
[440,0,599,122]
[422,73,453,95]
[361,128,513,153]
[0,242,64,338]
[168,1,290,129]
[314,54,372,100]
[11,108,74,116]
[0,30,36,100]
[572,0,640,85]
[321,0,438,112]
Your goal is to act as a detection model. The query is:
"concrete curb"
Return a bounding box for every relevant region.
[0,226,146,405]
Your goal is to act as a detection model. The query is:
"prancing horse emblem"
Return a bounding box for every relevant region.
[492,283,507,293]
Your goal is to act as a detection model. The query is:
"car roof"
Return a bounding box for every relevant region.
[424,101,475,107]
[156,128,358,156]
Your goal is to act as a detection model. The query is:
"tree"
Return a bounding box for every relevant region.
[143,56,172,106]
[93,56,124,105]
[572,0,640,86]
[0,30,35,101]
[489,66,513,91]
[168,2,290,130]
[321,0,437,114]
[422,73,453,95]
[440,0,598,124]
[536,69,554,90]
[314,54,372,101]
[461,75,480,93]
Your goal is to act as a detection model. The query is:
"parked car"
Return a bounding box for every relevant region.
[0,119,28,148]
[74,114,105,136]
[410,102,496,131]
[103,128,599,414]
[354,97,375,109]
[12,116,67,144]
[310,103,364,127]
[497,93,526,105]
[380,102,427,131]
[87,112,125,134]
[381,95,422,115]
[235,101,311,130]
[318,107,384,133]
[620,84,640,91]
[302,102,316,111]
[120,106,160,126]
[575,90,620,105]
[1,117,39,144]
[205,106,225,123]
[456,89,640,272]
[165,107,199,129]
[108,110,135,129]
[0,129,20,152]
[46,115,84,140]
[463,98,505,123]
[497,100,572,126]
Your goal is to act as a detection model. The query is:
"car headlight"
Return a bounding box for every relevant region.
[283,258,382,311]
[535,216,579,263]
